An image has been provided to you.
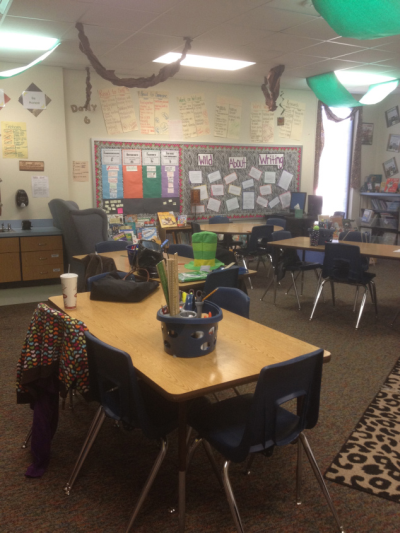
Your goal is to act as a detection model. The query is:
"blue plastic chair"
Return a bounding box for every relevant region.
[235,225,274,289]
[187,349,344,533]
[261,231,322,310]
[86,271,129,291]
[64,332,206,531]
[208,287,250,319]
[209,216,230,224]
[203,266,239,295]
[95,240,129,252]
[167,244,194,258]
[266,217,286,229]
[310,242,378,329]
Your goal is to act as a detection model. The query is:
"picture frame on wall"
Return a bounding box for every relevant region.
[385,106,400,128]
[387,134,400,152]
[383,157,399,179]
[361,123,374,145]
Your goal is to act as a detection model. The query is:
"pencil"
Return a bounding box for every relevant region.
[202,288,218,302]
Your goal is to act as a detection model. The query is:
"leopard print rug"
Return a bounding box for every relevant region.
[325,358,400,503]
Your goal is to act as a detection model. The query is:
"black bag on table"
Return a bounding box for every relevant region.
[90,271,159,303]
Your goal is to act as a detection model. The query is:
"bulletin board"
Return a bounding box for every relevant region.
[92,139,302,219]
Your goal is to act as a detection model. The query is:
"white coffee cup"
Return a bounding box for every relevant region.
[60,273,78,309]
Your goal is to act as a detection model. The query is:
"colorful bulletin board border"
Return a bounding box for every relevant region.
[91,139,302,220]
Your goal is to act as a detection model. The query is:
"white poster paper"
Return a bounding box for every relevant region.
[278,170,293,190]
[249,167,262,180]
[256,196,269,208]
[189,171,203,184]
[264,171,276,184]
[226,197,239,211]
[22,90,46,110]
[161,150,179,165]
[102,149,121,165]
[269,196,280,208]
[198,154,213,166]
[207,198,221,212]
[228,184,241,196]
[224,172,237,184]
[211,184,224,196]
[280,191,291,209]
[31,175,49,198]
[191,204,205,213]
[243,191,255,210]
[228,156,246,170]
[259,154,284,168]
[196,184,208,200]
[123,150,141,165]
[259,184,272,196]
[242,179,254,189]
[142,150,161,166]
[208,170,222,183]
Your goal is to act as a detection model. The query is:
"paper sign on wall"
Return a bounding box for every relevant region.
[264,171,276,184]
[228,184,241,196]
[211,184,224,196]
[242,179,254,189]
[208,170,221,183]
[256,196,269,208]
[243,191,255,210]
[278,170,293,191]
[259,184,272,196]
[224,172,237,184]
[196,184,208,200]
[249,167,262,180]
[269,197,280,208]
[32,175,49,198]
[73,161,89,182]
[207,198,221,212]
[259,154,284,168]
[226,197,239,211]
[189,170,202,184]
[280,191,291,209]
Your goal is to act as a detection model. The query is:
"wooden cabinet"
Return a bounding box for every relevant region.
[0,234,63,283]
[0,238,21,283]
[20,235,64,281]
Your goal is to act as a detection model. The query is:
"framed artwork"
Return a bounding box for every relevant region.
[382,157,399,179]
[387,134,400,152]
[361,123,374,145]
[385,106,400,128]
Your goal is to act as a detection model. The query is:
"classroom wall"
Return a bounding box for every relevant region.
[0,63,69,221]
[370,92,400,178]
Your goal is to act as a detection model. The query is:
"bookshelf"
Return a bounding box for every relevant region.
[158,225,193,245]
[360,192,400,244]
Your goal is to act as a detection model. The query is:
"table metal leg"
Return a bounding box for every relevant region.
[178,402,188,533]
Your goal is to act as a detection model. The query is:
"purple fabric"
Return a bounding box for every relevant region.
[25,376,60,478]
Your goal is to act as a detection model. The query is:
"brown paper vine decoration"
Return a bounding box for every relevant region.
[261,64,285,112]
[76,22,192,88]
[83,67,92,124]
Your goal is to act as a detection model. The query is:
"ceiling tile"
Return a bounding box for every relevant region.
[80,5,156,31]
[8,0,90,21]
[339,64,397,75]
[282,18,339,40]
[228,5,315,32]
[95,0,182,13]
[254,33,323,54]
[137,12,219,38]
[266,0,320,17]
[192,25,274,50]
[61,25,134,48]
[335,48,397,63]
[270,53,324,69]
[2,16,74,38]
[287,59,364,79]
[331,35,400,48]
[298,41,367,59]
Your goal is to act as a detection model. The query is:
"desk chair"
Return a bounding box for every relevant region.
[203,266,239,295]
[260,231,322,310]
[64,332,206,532]
[339,231,370,271]
[95,240,129,253]
[235,225,274,289]
[310,243,378,329]
[187,349,344,533]
[208,287,250,319]
[167,244,194,258]
[191,221,202,234]
[266,217,286,229]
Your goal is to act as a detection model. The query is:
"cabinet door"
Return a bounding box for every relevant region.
[0,253,21,282]
[22,264,63,281]
[20,235,63,252]
[0,237,19,253]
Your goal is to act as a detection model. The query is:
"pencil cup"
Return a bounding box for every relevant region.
[60,273,78,309]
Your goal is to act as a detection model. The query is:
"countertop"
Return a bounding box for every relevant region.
[0,226,62,238]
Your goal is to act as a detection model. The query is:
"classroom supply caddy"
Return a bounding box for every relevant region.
[156,301,223,358]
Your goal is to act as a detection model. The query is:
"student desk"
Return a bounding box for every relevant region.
[49,290,330,532]
[73,252,257,290]
[199,222,283,234]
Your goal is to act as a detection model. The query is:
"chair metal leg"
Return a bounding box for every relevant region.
[286,271,301,295]
[310,279,326,321]
[296,438,303,505]
[242,258,253,290]
[273,275,278,305]
[222,460,245,533]
[299,433,345,533]
[125,437,169,533]
[244,454,255,476]
[203,440,224,488]
[355,287,368,329]
[391,308,400,326]
[370,280,378,317]
[21,426,32,449]
[233,387,241,396]
[260,275,275,302]
[353,286,359,312]
[187,436,202,469]
[291,272,301,310]
[330,280,336,306]
[64,406,105,495]
[300,270,305,296]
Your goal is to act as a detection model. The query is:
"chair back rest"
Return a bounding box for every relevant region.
[84,331,161,439]
[208,287,250,318]
[70,211,108,254]
[267,218,287,229]
[272,230,292,242]
[240,350,323,455]
[191,222,201,234]
[247,225,274,251]
[203,266,239,294]
[167,244,194,258]
[339,231,370,243]
[322,242,364,281]
[95,240,129,253]
[209,216,230,224]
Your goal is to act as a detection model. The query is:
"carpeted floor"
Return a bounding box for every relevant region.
[1,259,400,533]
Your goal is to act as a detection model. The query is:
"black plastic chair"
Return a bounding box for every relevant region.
[208,287,250,319]
[339,231,369,271]
[187,349,344,533]
[310,242,378,329]
[191,221,202,234]
[167,244,194,258]
[64,332,189,531]
[266,217,286,229]
[203,266,239,295]
[235,225,274,289]
[261,231,322,310]
[95,240,129,253]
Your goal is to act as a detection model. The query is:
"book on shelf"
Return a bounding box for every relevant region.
[177,214,187,227]
[361,209,374,223]
[380,232,397,245]
[158,211,177,228]
[384,178,400,193]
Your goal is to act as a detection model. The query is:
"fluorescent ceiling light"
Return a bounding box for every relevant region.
[360,79,399,105]
[334,70,396,87]
[0,32,59,51]
[0,0,13,16]
[154,52,255,71]
[0,43,60,78]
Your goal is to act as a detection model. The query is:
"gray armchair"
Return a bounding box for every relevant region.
[48,199,108,291]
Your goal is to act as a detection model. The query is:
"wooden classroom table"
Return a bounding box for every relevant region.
[199,222,282,234]
[267,236,400,260]
[49,290,330,533]
[73,252,257,290]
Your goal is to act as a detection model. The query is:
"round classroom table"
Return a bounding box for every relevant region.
[199,222,283,234]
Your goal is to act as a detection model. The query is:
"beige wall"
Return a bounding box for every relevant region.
[0,63,69,221]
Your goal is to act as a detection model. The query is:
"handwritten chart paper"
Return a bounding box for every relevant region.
[31,175,49,198]
[250,103,274,143]
[177,94,210,139]
[1,121,28,158]
[138,90,169,135]
[98,88,137,135]
[73,161,89,182]
[279,99,305,141]
[226,197,239,211]
[214,96,242,139]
